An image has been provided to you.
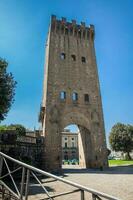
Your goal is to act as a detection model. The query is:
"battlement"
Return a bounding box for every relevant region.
[50,15,95,40]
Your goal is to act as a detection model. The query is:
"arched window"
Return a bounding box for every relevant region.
[60,53,66,60]
[84,94,89,102]
[71,55,76,61]
[81,56,86,63]
[60,91,66,100]
[72,92,78,101]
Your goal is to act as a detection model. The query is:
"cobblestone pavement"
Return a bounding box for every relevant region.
[28,165,133,200]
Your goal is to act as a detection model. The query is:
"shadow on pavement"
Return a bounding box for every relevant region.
[28,185,55,195]
[63,165,133,175]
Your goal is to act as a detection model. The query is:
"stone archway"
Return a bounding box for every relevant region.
[61,112,94,169]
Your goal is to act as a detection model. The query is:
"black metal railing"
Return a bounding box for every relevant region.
[0,152,121,200]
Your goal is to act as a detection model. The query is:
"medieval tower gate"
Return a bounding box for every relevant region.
[40,15,108,172]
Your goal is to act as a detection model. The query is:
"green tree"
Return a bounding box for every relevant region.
[109,123,133,160]
[0,58,17,122]
[0,124,26,136]
[7,124,26,137]
[0,125,7,131]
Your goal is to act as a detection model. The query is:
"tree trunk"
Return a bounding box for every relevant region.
[127,152,132,160]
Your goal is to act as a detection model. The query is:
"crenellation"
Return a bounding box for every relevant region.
[51,15,56,21]
[50,16,95,40]
[81,22,85,27]
[61,17,66,23]
[72,19,76,25]
[89,24,95,39]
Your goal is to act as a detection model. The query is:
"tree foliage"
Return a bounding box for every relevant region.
[0,58,17,121]
[0,124,26,136]
[109,123,133,160]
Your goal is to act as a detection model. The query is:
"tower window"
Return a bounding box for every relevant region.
[60,91,66,100]
[84,94,89,102]
[60,53,66,60]
[71,55,76,61]
[81,56,86,63]
[72,92,78,101]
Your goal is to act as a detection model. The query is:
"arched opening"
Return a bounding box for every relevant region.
[62,124,79,167]
[61,123,92,169]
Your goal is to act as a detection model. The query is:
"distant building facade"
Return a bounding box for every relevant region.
[0,130,44,168]
[62,129,78,160]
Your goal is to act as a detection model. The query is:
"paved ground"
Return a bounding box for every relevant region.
[28,165,133,200]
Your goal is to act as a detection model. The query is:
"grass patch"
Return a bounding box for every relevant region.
[109,160,133,166]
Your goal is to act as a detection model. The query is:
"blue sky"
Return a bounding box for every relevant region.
[0,0,133,140]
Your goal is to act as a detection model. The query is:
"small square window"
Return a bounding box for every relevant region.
[60,91,66,100]
[72,138,74,140]
[84,94,89,102]
[81,56,86,63]
[71,55,76,61]
[72,92,78,101]
[60,53,66,60]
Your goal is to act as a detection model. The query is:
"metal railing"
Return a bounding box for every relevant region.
[0,152,121,200]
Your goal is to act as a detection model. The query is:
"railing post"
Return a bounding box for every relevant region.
[20,167,26,200]
[0,155,3,177]
[25,169,30,200]
[81,190,84,200]
[92,194,102,200]
[92,194,96,200]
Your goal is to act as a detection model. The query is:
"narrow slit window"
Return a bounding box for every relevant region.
[60,91,66,100]
[81,56,86,63]
[72,92,78,101]
[84,94,89,102]
[71,55,76,61]
[60,53,66,60]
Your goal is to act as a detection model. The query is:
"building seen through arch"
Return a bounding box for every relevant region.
[62,128,79,162]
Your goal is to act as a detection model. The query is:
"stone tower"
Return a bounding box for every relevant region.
[39,15,108,172]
